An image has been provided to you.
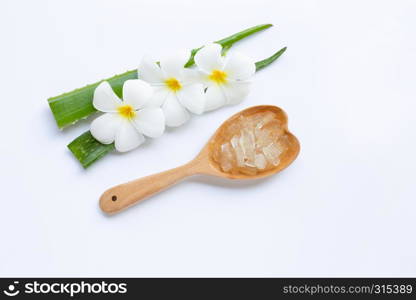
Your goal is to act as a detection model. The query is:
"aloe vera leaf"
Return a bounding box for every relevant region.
[48,70,138,129]
[69,48,287,168]
[185,23,272,67]
[255,47,287,71]
[67,131,115,168]
[48,24,273,129]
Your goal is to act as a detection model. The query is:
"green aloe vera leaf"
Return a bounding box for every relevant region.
[48,70,138,129]
[67,131,115,168]
[185,23,273,67]
[69,47,287,168]
[48,24,273,129]
[255,47,287,71]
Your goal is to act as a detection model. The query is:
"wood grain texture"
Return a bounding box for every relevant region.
[100,105,300,214]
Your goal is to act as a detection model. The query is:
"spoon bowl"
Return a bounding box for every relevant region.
[100,105,300,214]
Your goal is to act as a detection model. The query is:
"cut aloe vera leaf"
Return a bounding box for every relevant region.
[48,24,273,129]
[67,131,115,168]
[48,70,138,129]
[69,47,287,168]
[185,23,273,67]
[255,47,287,71]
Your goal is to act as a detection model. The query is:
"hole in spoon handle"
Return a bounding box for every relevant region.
[99,162,199,214]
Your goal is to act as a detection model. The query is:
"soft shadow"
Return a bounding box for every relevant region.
[98,172,281,219]
[98,178,189,219]
[43,108,93,138]
[111,138,155,157]
[164,117,195,134]
[188,173,277,189]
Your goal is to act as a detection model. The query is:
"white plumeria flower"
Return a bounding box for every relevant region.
[90,80,165,152]
[138,50,205,127]
[194,43,256,111]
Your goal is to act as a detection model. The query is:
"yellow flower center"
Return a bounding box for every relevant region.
[117,105,136,119]
[165,78,182,92]
[209,69,227,84]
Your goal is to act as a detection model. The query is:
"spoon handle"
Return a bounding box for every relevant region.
[99,161,201,214]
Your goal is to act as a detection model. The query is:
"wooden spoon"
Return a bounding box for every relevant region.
[100,105,300,214]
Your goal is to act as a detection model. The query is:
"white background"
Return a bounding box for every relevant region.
[1,0,415,277]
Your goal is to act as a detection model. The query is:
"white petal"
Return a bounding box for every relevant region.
[222,81,251,105]
[114,120,145,152]
[177,84,205,115]
[204,85,227,112]
[131,108,165,138]
[224,52,256,80]
[93,81,122,112]
[196,71,212,88]
[90,113,122,144]
[194,43,224,73]
[160,50,190,78]
[162,93,190,127]
[148,86,169,107]
[138,55,164,83]
[181,68,204,85]
[122,79,153,109]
